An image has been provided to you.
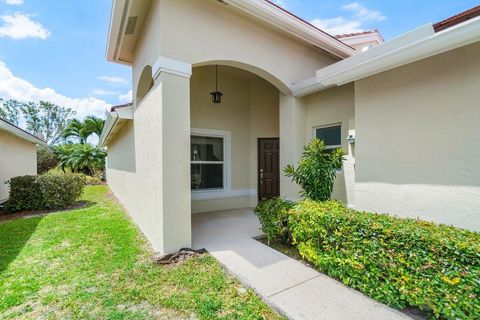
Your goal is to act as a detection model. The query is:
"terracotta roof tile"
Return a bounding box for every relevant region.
[335,30,379,39]
[263,0,355,50]
[433,5,480,32]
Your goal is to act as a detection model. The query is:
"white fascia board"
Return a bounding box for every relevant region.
[223,0,355,58]
[98,105,134,147]
[115,105,134,120]
[340,33,383,44]
[99,105,134,147]
[316,24,435,81]
[106,0,131,63]
[0,119,47,146]
[325,17,480,86]
[99,111,118,147]
[291,76,329,97]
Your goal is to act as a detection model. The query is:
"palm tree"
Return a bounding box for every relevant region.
[83,116,105,139]
[55,144,106,175]
[62,119,89,144]
[62,116,105,144]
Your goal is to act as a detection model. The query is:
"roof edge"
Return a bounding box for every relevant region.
[0,118,48,146]
[292,15,480,96]
[106,0,356,64]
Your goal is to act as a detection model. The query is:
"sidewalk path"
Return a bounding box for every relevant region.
[192,208,412,320]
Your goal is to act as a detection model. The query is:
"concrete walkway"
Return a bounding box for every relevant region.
[192,208,412,320]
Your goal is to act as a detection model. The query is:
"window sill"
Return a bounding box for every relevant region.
[191,189,256,201]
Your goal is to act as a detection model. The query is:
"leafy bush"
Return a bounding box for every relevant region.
[254,198,295,244]
[288,200,480,319]
[37,146,59,174]
[84,175,102,185]
[284,139,344,201]
[55,143,106,176]
[6,173,86,212]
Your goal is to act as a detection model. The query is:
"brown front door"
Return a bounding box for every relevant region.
[258,138,280,201]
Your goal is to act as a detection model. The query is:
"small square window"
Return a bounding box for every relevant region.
[315,125,341,149]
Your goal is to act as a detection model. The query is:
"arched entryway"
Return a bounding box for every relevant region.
[189,64,281,214]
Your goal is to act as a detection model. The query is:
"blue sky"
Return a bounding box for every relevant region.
[0,0,478,119]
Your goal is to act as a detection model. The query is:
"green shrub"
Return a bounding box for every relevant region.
[254,197,294,244]
[84,175,102,185]
[37,146,59,174]
[288,200,480,319]
[284,139,344,201]
[6,173,86,212]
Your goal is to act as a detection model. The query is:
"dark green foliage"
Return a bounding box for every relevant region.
[36,146,59,174]
[6,173,86,212]
[55,143,106,176]
[254,198,294,244]
[284,139,345,201]
[62,116,105,143]
[288,200,480,319]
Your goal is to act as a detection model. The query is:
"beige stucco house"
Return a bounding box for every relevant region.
[0,118,46,203]
[100,0,480,254]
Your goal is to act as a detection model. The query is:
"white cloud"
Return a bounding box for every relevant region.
[0,13,50,40]
[311,2,385,35]
[92,89,118,96]
[342,2,385,22]
[4,0,24,5]
[118,89,132,103]
[98,75,128,86]
[272,0,287,8]
[0,60,110,119]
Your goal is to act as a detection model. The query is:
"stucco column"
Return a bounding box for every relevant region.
[279,93,306,200]
[153,56,192,254]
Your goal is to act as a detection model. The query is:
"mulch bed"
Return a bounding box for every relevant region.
[152,248,207,266]
[0,201,91,222]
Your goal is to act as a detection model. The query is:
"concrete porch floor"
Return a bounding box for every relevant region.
[192,208,412,320]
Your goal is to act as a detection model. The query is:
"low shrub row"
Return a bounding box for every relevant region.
[6,173,86,212]
[254,197,294,244]
[255,198,480,319]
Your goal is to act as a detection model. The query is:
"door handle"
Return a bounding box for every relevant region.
[260,173,264,184]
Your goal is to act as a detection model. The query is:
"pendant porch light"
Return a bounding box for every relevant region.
[210,65,223,104]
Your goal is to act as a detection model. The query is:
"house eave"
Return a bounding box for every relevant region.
[106,0,355,65]
[292,16,480,96]
[98,105,134,147]
[0,119,48,146]
[223,0,355,58]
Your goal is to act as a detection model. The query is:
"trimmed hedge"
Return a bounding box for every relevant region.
[6,173,86,212]
[254,198,294,244]
[287,200,480,319]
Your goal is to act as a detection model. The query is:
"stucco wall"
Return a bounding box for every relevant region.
[107,71,192,253]
[355,42,480,230]
[190,66,279,213]
[0,130,37,202]
[304,84,355,205]
[132,0,337,99]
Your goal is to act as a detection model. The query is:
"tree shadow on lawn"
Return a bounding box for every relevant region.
[0,215,43,274]
[0,200,95,274]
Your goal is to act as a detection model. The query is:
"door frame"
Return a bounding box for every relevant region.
[257,137,280,202]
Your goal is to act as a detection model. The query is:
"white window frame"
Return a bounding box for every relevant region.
[313,123,342,150]
[190,128,231,197]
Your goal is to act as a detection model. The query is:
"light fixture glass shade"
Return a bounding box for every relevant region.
[210,91,223,104]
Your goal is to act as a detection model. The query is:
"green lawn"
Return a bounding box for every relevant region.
[0,186,280,320]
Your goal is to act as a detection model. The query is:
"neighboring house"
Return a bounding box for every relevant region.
[335,30,384,52]
[100,0,480,254]
[0,118,47,203]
